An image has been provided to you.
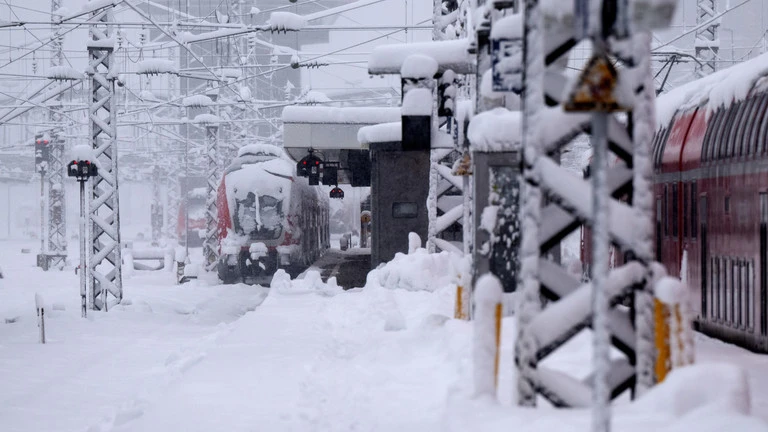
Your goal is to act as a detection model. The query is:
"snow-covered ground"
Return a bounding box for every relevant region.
[1,240,767,432]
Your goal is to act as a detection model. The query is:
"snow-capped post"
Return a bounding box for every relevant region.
[474,274,503,398]
[400,55,437,252]
[468,0,522,317]
[653,274,695,382]
[87,5,123,311]
[35,293,46,344]
[515,0,542,408]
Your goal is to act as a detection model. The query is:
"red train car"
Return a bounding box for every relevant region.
[582,53,768,353]
[215,144,330,284]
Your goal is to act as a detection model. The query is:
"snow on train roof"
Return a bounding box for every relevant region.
[237,144,285,159]
[656,52,768,130]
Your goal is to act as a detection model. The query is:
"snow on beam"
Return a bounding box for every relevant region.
[436,205,464,233]
[433,237,462,254]
[436,164,463,191]
[537,366,591,408]
[283,106,400,124]
[368,39,474,75]
[538,157,637,250]
[528,262,645,359]
[357,121,401,145]
[538,257,580,299]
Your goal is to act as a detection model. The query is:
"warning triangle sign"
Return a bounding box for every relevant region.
[564,54,627,113]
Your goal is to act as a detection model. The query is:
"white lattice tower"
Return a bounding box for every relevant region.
[165,44,182,240]
[515,0,659,408]
[426,0,467,254]
[46,0,67,269]
[203,123,220,270]
[695,0,719,76]
[87,7,122,310]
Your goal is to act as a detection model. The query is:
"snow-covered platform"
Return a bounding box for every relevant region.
[1,241,767,432]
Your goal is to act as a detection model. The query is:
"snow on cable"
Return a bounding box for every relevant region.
[47,66,83,81]
[268,12,306,32]
[136,59,177,75]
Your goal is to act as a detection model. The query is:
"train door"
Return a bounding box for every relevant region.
[700,195,708,318]
[761,192,768,336]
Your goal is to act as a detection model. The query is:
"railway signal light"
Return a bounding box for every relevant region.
[297,153,322,177]
[34,136,51,172]
[330,187,344,199]
[67,160,98,182]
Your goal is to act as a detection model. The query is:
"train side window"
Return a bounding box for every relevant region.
[737,260,743,328]
[661,185,669,237]
[683,183,689,238]
[725,195,731,214]
[746,95,767,156]
[710,257,716,319]
[729,100,749,157]
[721,257,727,321]
[691,184,698,238]
[756,94,768,155]
[715,105,733,159]
[748,259,755,331]
[672,184,678,237]
[704,107,723,162]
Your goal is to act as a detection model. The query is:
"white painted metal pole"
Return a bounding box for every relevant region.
[80,181,87,318]
[591,109,611,432]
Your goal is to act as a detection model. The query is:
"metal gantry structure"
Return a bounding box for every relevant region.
[695,0,719,76]
[87,7,123,310]
[512,1,673,427]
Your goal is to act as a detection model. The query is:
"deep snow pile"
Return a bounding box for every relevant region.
[1,240,767,432]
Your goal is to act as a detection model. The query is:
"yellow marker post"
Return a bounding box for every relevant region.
[494,302,503,389]
[654,298,671,382]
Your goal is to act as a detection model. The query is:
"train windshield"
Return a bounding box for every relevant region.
[234,192,283,240]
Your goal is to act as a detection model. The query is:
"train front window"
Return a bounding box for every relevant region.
[234,192,283,240]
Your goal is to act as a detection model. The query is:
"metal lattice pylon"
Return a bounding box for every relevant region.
[87,7,122,310]
[45,0,67,269]
[516,0,658,408]
[203,124,220,270]
[695,0,719,76]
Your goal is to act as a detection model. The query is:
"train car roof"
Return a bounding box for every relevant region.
[656,52,768,131]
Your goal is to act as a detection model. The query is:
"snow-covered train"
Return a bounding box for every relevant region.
[582,52,768,353]
[215,144,330,284]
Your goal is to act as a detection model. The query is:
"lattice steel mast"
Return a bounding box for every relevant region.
[695,0,719,76]
[87,7,122,310]
[43,0,68,270]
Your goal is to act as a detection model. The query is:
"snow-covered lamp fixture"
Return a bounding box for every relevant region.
[490,13,523,94]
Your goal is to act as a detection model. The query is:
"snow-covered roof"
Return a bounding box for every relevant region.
[467,107,521,152]
[237,144,284,159]
[282,106,400,124]
[368,39,475,75]
[357,121,401,145]
[656,52,768,129]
